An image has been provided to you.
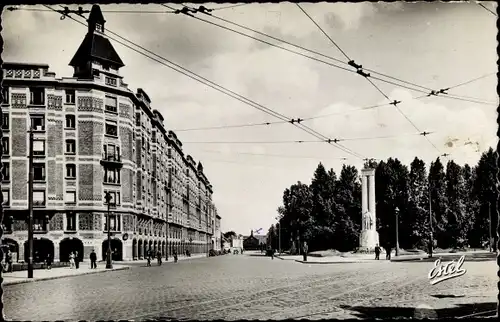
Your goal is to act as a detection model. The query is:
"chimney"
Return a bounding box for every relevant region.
[251,230,253,237]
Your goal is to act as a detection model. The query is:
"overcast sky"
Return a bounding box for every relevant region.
[3,2,498,235]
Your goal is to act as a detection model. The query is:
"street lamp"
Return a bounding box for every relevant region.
[395,207,400,257]
[104,192,114,269]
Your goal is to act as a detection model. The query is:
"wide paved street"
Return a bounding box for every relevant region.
[3,253,497,320]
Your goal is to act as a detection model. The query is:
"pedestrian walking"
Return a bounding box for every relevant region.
[302,242,308,262]
[69,252,75,268]
[173,250,178,263]
[46,253,52,270]
[74,251,80,269]
[374,244,381,260]
[6,250,13,273]
[385,245,391,260]
[90,249,97,269]
[146,250,151,267]
[157,250,162,266]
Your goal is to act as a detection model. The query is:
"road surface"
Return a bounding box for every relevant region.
[3,253,497,320]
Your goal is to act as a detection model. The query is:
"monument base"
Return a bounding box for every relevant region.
[359,229,380,251]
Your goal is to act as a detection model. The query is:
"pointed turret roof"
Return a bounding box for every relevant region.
[69,5,124,68]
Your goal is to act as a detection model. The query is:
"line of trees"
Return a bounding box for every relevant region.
[267,148,498,254]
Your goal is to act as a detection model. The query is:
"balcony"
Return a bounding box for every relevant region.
[100,153,123,168]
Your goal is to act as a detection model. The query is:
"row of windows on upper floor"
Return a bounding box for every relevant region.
[2,112,120,140]
[1,87,120,114]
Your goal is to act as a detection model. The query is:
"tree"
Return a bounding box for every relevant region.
[407,157,430,249]
[469,148,498,250]
[223,231,237,239]
[307,163,336,251]
[463,164,480,246]
[444,160,468,248]
[375,158,410,248]
[429,157,448,249]
[332,164,361,251]
[280,181,314,253]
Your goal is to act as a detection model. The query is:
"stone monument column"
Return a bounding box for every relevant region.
[369,172,376,221]
[361,174,368,214]
[359,168,380,251]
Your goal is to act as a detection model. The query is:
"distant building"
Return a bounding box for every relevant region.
[243,230,266,250]
[212,213,221,251]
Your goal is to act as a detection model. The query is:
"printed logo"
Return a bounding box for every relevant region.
[428,255,467,285]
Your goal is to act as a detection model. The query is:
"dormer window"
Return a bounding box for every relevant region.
[95,23,103,32]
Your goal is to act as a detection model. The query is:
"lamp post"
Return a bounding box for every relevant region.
[104,192,114,269]
[428,182,433,258]
[27,127,34,278]
[395,207,400,257]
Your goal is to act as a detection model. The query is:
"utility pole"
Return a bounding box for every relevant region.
[27,127,34,278]
[428,182,433,258]
[395,207,400,257]
[488,202,492,252]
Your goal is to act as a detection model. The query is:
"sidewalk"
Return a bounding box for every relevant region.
[390,250,496,262]
[275,254,382,264]
[2,264,129,286]
[117,253,208,265]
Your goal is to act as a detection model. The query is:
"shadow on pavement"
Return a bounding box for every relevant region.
[340,302,497,319]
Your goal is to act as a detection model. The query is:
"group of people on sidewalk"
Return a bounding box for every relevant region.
[145,249,179,266]
[374,244,392,260]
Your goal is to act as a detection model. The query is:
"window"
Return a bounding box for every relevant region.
[2,190,9,207]
[2,162,9,181]
[96,23,103,32]
[33,139,45,156]
[105,123,118,136]
[2,113,9,130]
[103,168,121,184]
[103,191,121,206]
[104,214,121,232]
[65,191,76,204]
[33,217,46,231]
[65,140,76,154]
[105,77,117,87]
[65,115,75,129]
[105,96,117,113]
[135,112,141,126]
[33,163,46,181]
[66,164,76,179]
[33,190,46,207]
[2,137,9,155]
[29,87,45,105]
[1,87,8,104]
[103,144,120,161]
[66,212,76,231]
[30,115,45,131]
[65,90,75,104]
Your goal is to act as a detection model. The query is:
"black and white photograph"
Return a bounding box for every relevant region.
[0,1,499,320]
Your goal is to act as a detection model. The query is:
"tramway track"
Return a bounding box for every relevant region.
[133,266,376,320]
[194,268,399,320]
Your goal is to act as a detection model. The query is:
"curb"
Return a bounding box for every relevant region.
[294,259,380,264]
[391,254,496,263]
[3,266,130,286]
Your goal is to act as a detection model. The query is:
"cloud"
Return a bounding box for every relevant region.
[311,88,495,166]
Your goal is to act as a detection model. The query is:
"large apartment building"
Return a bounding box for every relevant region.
[0,5,219,263]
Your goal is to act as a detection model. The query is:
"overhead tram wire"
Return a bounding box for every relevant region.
[44,5,365,160]
[183,132,428,144]
[6,6,177,14]
[168,3,496,106]
[199,149,351,161]
[478,3,497,17]
[295,3,446,159]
